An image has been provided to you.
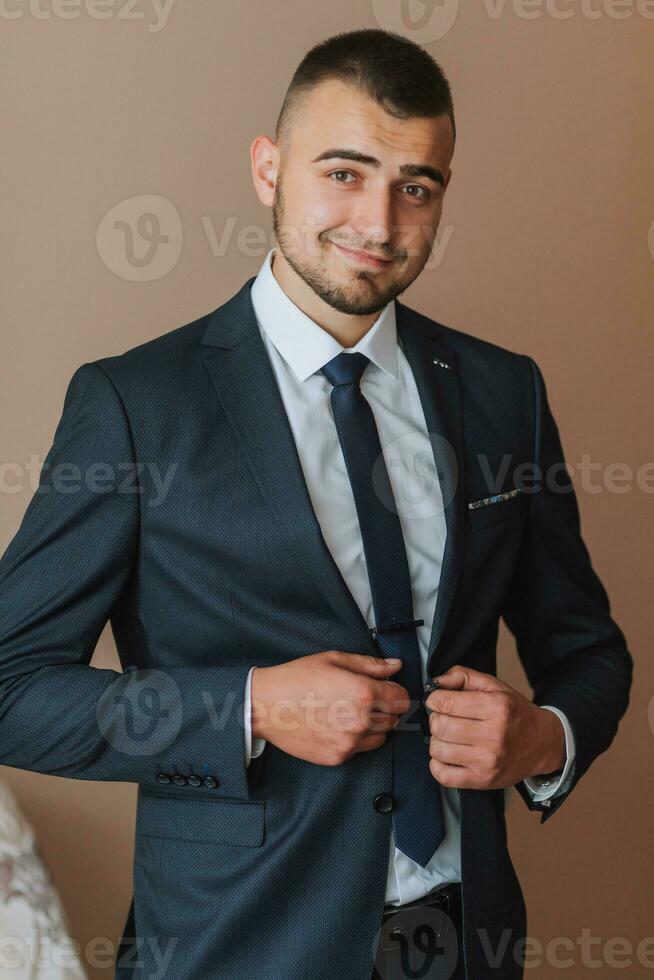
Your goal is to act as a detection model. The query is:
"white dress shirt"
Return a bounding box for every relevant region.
[242,247,576,905]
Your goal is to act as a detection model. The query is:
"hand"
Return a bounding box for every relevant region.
[250,651,410,766]
[425,664,566,790]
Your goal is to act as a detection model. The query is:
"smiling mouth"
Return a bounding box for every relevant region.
[332,242,394,269]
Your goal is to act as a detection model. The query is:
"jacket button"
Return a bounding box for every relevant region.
[172,774,187,786]
[155,772,171,785]
[373,793,394,813]
[187,774,202,787]
[202,776,220,789]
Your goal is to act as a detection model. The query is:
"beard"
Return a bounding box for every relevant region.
[271,171,426,316]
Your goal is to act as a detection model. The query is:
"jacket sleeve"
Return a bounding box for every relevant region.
[0,361,253,800]
[502,355,633,823]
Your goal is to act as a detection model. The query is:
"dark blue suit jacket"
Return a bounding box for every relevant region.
[0,278,632,979]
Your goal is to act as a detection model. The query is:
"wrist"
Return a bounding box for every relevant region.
[532,706,566,777]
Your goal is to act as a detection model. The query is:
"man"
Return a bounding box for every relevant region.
[0,28,631,980]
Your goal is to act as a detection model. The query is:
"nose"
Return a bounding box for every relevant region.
[351,187,395,251]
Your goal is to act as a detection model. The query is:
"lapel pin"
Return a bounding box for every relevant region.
[432,358,451,369]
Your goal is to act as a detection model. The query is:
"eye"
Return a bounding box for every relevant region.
[402,184,430,201]
[327,170,357,184]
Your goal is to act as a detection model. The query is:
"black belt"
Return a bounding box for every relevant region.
[374,883,464,978]
[382,881,461,921]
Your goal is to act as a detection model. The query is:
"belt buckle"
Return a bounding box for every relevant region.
[379,887,454,952]
[431,886,452,917]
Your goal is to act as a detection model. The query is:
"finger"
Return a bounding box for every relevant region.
[430,669,466,692]
[434,665,511,694]
[429,738,486,769]
[357,731,389,753]
[371,680,411,714]
[428,713,482,745]
[429,757,485,790]
[426,689,501,721]
[333,652,403,675]
[366,710,399,733]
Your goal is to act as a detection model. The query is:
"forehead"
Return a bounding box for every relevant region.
[294,78,453,166]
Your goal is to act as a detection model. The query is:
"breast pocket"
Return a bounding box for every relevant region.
[466,488,528,530]
[136,790,266,847]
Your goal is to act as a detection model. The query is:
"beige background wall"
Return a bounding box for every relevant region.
[2,2,652,977]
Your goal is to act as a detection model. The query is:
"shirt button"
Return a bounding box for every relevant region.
[373,793,394,813]
[202,776,220,789]
[155,772,171,785]
[172,774,187,787]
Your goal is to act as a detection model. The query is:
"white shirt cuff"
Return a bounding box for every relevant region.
[522,705,576,800]
[245,665,267,766]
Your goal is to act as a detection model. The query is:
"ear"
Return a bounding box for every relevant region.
[250,134,279,208]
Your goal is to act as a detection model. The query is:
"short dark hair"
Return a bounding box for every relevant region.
[275,28,456,156]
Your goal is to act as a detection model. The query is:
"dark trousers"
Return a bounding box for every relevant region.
[371,882,465,980]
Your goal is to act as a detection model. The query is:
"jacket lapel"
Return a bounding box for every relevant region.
[395,301,466,676]
[200,279,466,672]
[200,277,380,658]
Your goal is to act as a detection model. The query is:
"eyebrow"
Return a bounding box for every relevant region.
[311,148,445,187]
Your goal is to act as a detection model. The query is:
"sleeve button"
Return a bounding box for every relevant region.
[155,772,171,785]
[202,776,220,789]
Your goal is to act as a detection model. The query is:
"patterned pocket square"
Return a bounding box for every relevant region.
[467,488,523,510]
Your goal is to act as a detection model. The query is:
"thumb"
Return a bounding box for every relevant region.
[433,664,510,693]
[333,652,404,675]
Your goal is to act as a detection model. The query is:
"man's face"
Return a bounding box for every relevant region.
[271,78,454,316]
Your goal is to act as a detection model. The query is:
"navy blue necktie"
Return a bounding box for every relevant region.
[321,351,445,868]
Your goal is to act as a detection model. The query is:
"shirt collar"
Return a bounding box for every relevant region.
[250,248,398,382]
